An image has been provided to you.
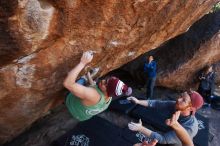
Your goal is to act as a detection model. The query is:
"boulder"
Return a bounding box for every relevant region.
[0,0,217,143]
[122,11,220,90]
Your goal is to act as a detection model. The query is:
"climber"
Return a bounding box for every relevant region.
[63,51,132,121]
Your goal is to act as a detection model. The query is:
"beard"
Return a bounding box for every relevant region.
[175,103,189,111]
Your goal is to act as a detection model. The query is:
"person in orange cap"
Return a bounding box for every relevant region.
[128,90,203,145]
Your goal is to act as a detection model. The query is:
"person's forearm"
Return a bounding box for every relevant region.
[87,72,96,86]
[137,100,149,107]
[63,62,86,87]
[139,126,152,137]
[172,123,194,146]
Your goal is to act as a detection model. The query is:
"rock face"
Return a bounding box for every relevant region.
[0,0,218,144]
[123,11,220,90]
[156,11,220,90]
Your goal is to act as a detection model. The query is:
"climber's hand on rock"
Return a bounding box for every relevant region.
[80,51,93,65]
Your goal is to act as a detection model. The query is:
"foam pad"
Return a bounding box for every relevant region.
[130,105,209,146]
[121,127,169,146]
[121,127,146,144]
[52,116,133,146]
[109,97,137,115]
[130,105,172,132]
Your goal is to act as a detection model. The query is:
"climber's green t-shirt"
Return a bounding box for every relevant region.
[65,85,112,121]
